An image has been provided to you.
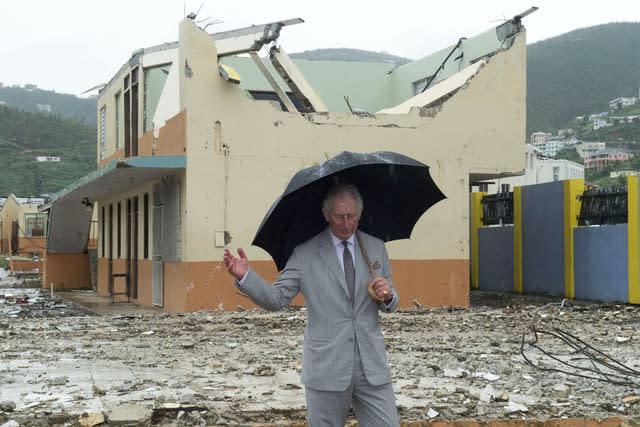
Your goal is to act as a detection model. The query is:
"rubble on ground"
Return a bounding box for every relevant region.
[1,272,639,426]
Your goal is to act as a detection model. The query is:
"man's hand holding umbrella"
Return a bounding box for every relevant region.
[370,276,393,303]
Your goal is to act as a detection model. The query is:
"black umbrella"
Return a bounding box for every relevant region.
[252,151,446,271]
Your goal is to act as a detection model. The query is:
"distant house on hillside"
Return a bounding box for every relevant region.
[584,149,633,169]
[532,139,575,157]
[474,144,584,193]
[609,96,637,110]
[575,141,606,158]
[530,131,552,144]
[610,170,640,178]
[593,117,612,131]
[36,156,61,163]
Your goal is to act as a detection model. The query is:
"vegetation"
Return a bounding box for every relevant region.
[0,105,95,196]
[0,86,96,125]
[581,121,640,142]
[527,22,640,135]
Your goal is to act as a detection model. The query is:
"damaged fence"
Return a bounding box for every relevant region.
[471,177,640,304]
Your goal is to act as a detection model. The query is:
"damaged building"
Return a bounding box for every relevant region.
[41,13,530,312]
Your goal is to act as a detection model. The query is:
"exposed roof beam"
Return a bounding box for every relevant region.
[213,18,303,57]
[270,46,327,113]
[249,52,297,112]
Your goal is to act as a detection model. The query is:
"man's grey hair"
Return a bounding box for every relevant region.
[322,183,364,215]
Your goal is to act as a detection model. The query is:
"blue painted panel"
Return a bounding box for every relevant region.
[521,182,565,296]
[574,225,628,303]
[478,227,514,292]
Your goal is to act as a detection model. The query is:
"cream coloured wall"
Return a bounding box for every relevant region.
[177,19,526,265]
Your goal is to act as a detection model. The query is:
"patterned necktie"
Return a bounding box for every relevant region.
[342,240,355,304]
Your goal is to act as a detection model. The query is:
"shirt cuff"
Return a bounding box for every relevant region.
[236,269,249,287]
[383,294,396,311]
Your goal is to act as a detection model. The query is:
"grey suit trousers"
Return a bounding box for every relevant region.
[305,345,399,427]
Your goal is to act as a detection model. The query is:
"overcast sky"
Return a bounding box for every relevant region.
[1,0,639,96]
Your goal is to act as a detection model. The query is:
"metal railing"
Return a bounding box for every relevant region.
[481,192,514,225]
[578,186,628,226]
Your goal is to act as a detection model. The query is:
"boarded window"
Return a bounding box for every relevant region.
[24,213,47,237]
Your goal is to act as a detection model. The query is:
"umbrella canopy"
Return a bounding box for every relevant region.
[252,151,446,271]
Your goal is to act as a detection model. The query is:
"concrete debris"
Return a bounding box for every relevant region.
[1,279,640,425]
[78,412,105,426]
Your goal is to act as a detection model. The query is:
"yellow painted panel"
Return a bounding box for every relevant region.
[563,179,584,299]
[513,187,522,293]
[628,176,639,303]
[470,192,485,289]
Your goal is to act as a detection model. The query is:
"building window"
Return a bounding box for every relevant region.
[101,206,105,257]
[143,64,171,133]
[115,92,121,151]
[501,184,510,193]
[478,183,489,192]
[412,75,437,95]
[553,166,560,181]
[117,202,121,258]
[24,213,47,237]
[99,106,107,160]
[143,192,149,259]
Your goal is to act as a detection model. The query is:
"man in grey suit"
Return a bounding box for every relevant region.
[223,183,400,426]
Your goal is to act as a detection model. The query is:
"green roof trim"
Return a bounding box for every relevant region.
[50,155,186,202]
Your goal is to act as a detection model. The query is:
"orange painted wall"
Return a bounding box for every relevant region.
[18,236,46,255]
[9,259,42,273]
[157,110,186,155]
[390,259,469,307]
[98,149,125,168]
[94,256,468,311]
[134,259,153,306]
[138,131,154,156]
[43,253,92,290]
[161,259,467,312]
[96,258,109,295]
[96,258,154,303]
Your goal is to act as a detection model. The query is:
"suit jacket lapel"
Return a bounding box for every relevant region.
[354,232,369,307]
[316,230,351,300]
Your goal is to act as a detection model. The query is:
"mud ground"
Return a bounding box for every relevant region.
[1,272,639,426]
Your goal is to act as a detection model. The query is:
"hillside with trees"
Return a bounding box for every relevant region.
[0,85,96,125]
[0,105,95,196]
[527,22,640,135]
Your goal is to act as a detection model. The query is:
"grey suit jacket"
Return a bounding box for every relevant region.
[240,229,399,391]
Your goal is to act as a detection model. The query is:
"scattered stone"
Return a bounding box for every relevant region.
[78,412,105,426]
[443,367,465,378]
[106,403,152,425]
[426,408,439,419]
[47,375,68,386]
[0,401,16,412]
[479,384,496,402]
[1,285,637,423]
[552,383,571,398]
[504,401,528,414]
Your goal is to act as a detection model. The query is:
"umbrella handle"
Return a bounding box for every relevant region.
[367,282,385,303]
[356,231,385,302]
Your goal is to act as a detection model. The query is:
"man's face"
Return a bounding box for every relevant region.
[323,195,361,241]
